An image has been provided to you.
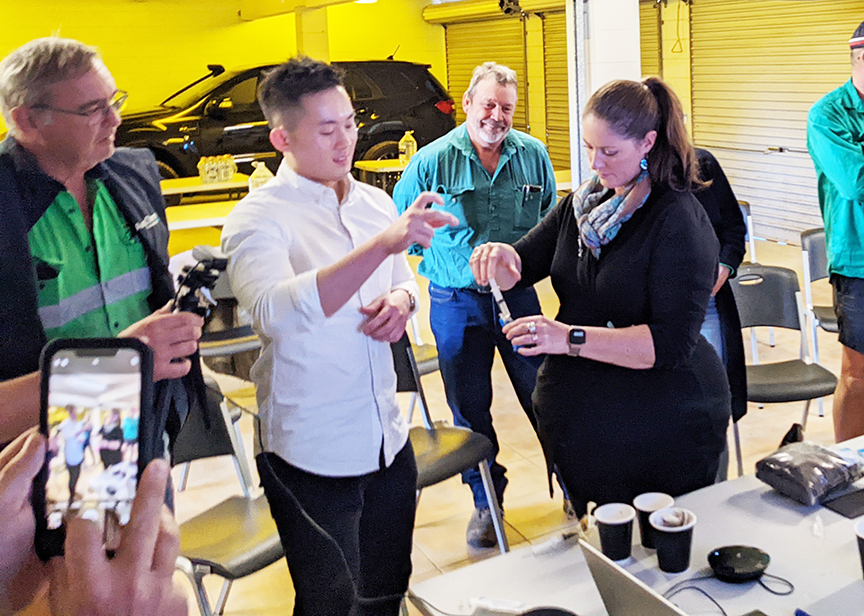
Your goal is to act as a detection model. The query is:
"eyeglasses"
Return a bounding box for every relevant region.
[31,90,128,126]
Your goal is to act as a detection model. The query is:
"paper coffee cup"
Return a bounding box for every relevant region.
[633,492,674,549]
[649,507,697,573]
[594,503,636,561]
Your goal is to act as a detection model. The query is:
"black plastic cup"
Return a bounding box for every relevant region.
[594,503,636,561]
[649,507,697,573]
[633,492,674,549]
[856,519,864,579]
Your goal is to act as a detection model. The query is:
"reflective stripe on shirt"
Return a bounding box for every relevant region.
[38,266,151,330]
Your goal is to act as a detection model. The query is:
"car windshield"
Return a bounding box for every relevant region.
[161,70,239,109]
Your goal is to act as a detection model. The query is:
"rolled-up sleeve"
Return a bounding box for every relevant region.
[647,200,718,369]
[221,210,325,340]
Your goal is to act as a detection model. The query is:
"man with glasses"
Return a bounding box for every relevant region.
[0,37,203,446]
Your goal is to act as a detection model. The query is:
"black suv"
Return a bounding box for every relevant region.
[115,60,456,178]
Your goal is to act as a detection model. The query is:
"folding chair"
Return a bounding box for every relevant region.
[730,264,837,435]
[391,333,509,553]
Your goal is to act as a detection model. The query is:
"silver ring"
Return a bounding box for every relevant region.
[528,321,537,335]
[531,333,538,343]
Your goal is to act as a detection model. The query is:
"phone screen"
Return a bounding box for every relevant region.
[44,347,143,531]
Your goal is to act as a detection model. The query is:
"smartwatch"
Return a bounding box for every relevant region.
[567,327,586,357]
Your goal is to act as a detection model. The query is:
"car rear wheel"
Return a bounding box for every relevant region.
[155,159,181,180]
[361,140,399,161]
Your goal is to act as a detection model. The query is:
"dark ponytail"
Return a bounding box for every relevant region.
[584,77,704,192]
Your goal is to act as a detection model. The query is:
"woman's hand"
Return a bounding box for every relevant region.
[469,243,522,290]
[503,316,571,356]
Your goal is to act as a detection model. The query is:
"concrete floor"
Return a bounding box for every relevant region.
[173,239,843,615]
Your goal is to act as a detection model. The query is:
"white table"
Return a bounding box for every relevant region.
[409,438,864,616]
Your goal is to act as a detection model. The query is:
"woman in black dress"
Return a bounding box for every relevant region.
[470,78,731,516]
[98,408,124,469]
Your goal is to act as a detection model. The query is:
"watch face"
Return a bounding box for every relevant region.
[568,328,586,345]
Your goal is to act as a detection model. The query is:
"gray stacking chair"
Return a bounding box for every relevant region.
[800,228,839,359]
[800,228,837,418]
[173,376,253,496]
[390,333,509,554]
[198,261,262,360]
[177,493,284,616]
[173,381,282,616]
[730,264,838,432]
[406,314,439,422]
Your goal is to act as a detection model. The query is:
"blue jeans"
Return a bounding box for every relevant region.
[428,283,545,508]
[700,295,729,482]
[700,296,725,361]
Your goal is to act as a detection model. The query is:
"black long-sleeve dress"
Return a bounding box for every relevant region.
[694,148,748,423]
[514,184,731,516]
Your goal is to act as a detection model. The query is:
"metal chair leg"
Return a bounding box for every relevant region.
[178,462,191,492]
[478,460,509,554]
[802,399,812,431]
[222,402,253,497]
[750,328,759,364]
[407,393,418,424]
[176,556,214,616]
[733,422,744,478]
[215,579,233,616]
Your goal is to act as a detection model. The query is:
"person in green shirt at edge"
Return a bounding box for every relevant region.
[807,20,864,443]
[0,37,203,445]
[393,62,560,549]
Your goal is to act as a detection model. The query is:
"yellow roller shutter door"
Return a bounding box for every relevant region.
[690,0,864,242]
[640,0,661,78]
[445,18,528,131]
[543,11,570,170]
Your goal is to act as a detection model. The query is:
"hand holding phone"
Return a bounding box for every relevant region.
[47,459,187,616]
[0,430,48,613]
[33,338,154,561]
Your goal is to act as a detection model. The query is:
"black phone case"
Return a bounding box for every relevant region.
[32,338,154,561]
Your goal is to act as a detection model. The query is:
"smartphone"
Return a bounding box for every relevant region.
[32,338,154,561]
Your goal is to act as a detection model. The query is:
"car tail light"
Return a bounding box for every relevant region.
[435,99,455,116]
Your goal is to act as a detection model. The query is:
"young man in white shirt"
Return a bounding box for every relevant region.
[221,57,456,616]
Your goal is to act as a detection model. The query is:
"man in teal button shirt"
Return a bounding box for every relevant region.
[393,62,556,548]
[807,20,864,442]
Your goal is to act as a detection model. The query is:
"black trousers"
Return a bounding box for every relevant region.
[258,441,417,616]
[67,462,81,501]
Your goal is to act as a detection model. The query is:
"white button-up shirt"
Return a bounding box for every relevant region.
[221,161,417,477]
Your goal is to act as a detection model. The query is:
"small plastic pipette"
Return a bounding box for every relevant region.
[489,278,513,326]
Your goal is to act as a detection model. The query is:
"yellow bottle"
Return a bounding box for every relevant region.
[398,130,417,165]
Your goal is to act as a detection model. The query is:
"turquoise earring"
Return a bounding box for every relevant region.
[640,158,648,171]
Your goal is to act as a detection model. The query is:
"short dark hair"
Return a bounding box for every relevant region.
[257,56,345,129]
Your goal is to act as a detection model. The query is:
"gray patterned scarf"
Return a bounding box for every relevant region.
[573,169,651,258]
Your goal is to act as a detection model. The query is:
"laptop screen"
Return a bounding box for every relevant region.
[579,539,689,616]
